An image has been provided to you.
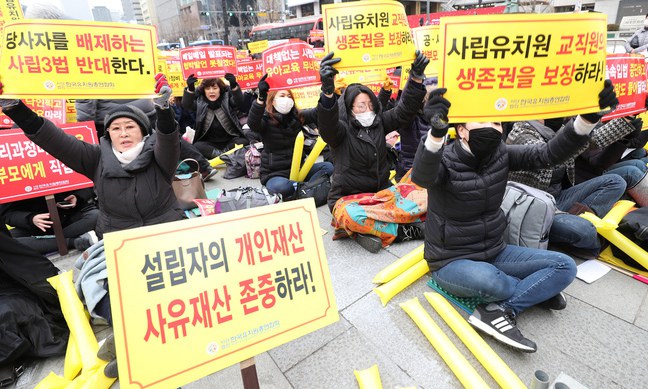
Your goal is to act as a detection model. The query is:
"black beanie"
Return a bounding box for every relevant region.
[103,105,151,138]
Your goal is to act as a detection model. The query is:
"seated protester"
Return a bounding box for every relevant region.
[506,101,633,257]
[575,116,648,206]
[411,82,618,352]
[0,188,99,253]
[317,51,428,252]
[247,75,333,200]
[182,73,257,159]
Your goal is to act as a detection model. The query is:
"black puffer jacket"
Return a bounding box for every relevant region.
[182,86,246,142]
[246,101,316,185]
[411,121,590,270]
[317,78,426,210]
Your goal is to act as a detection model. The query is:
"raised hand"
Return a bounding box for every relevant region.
[257,74,269,102]
[423,88,451,138]
[319,52,341,95]
[410,50,429,80]
[186,74,198,92]
[581,79,618,124]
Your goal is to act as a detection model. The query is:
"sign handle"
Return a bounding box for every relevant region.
[45,195,68,255]
[240,357,260,389]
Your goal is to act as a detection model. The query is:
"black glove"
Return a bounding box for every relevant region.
[319,52,340,95]
[581,79,618,123]
[186,74,198,92]
[424,88,451,138]
[224,73,238,89]
[625,117,643,139]
[410,50,429,80]
[257,74,269,102]
[0,82,20,109]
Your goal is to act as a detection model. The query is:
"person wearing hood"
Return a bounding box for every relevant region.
[247,74,333,199]
[0,74,184,239]
[317,51,428,252]
[625,13,648,54]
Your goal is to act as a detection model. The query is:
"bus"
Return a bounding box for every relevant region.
[249,15,324,47]
[188,39,225,47]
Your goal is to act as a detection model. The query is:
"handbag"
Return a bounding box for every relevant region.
[172,159,207,210]
[630,35,640,49]
[295,173,331,207]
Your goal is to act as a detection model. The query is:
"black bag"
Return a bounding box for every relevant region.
[220,146,248,179]
[611,207,648,270]
[294,173,331,207]
[630,35,640,49]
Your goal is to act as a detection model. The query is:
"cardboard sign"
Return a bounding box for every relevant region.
[0,98,67,128]
[0,122,97,204]
[412,25,440,77]
[236,59,263,91]
[438,13,608,122]
[292,85,321,110]
[105,199,339,389]
[0,20,158,99]
[262,41,320,90]
[247,40,268,54]
[602,54,647,121]
[179,45,238,79]
[0,0,22,30]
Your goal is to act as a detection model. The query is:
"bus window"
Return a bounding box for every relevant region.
[157,42,180,50]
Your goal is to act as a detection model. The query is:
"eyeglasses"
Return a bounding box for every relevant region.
[352,102,373,113]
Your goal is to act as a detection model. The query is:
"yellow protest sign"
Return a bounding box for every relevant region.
[156,54,169,76]
[105,199,339,389]
[0,20,158,99]
[322,0,415,84]
[292,85,321,110]
[439,13,607,122]
[412,25,440,77]
[65,99,77,123]
[0,0,22,30]
[166,56,185,97]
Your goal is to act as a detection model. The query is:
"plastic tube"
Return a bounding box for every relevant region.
[373,260,429,306]
[208,143,243,167]
[354,364,383,389]
[530,370,549,389]
[372,244,424,284]
[297,136,327,182]
[290,131,304,180]
[63,333,82,380]
[425,292,527,389]
[400,297,489,389]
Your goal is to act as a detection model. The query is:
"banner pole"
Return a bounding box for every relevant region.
[240,357,260,389]
[45,195,68,255]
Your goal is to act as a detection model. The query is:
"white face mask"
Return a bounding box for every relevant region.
[354,111,376,127]
[273,96,294,114]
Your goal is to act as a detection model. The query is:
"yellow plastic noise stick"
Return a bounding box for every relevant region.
[373,260,429,306]
[372,244,424,284]
[63,333,82,380]
[354,364,383,389]
[208,143,244,167]
[425,292,527,389]
[297,136,327,182]
[400,297,489,389]
[290,131,305,181]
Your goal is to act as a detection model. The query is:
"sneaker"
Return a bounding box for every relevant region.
[355,234,382,253]
[73,231,98,251]
[201,167,218,181]
[537,292,567,310]
[468,303,537,353]
[396,222,425,242]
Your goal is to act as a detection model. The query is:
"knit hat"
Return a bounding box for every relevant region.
[103,105,151,138]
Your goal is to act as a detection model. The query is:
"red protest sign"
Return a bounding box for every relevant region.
[602,54,647,121]
[0,98,67,128]
[263,41,320,90]
[0,122,97,204]
[179,46,238,79]
[236,60,263,90]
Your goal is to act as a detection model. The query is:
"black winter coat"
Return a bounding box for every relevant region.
[182,87,246,143]
[317,78,426,210]
[411,122,590,270]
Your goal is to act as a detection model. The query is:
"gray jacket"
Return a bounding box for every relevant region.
[625,27,648,53]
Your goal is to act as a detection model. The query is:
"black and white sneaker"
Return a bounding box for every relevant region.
[468,303,537,353]
[396,222,425,242]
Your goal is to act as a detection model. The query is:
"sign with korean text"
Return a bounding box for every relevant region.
[105,199,339,389]
[236,49,250,60]
[262,41,320,90]
[439,13,607,122]
[65,99,77,123]
[161,53,185,96]
[322,0,415,83]
[292,85,321,110]
[412,25,440,76]
[236,59,263,90]
[601,54,647,121]
[179,45,237,79]
[247,40,268,54]
[0,122,97,204]
[0,20,158,99]
[0,0,23,30]
[0,98,67,128]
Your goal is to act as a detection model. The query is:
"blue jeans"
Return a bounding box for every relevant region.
[431,245,576,315]
[265,162,334,198]
[605,159,647,188]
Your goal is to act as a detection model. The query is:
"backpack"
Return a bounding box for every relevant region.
[611,207,648,270]
[244,143,262,179]
[500,181,557,249]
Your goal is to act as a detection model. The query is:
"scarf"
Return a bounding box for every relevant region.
[112,140,146,167]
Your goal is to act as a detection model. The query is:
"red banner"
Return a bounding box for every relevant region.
[236,60,264,90]
[0,98,67,128]
[179,45,238,79]
[262,41,320,90]
[602,54,648,121]
[406,6,506,28]
[0,122,97,204]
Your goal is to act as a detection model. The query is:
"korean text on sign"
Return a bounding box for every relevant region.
[262,41,320,90]
[601,54,648,121]
[236,60,263,90]
[179,45,238,79]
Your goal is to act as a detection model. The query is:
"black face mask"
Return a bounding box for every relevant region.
[466,127,502,162]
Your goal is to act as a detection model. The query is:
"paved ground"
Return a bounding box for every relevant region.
[12,170,648,389]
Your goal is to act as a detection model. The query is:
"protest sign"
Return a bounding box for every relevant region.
[161,53,185,96]
[322,0,414,84]
[0,122,97,204]
[247,40,268,54]
[65,99,77,123]
[412,25,440,76]
[0,20,158,99]
[292,85,321,110]
[0,0,22,30]
[179,45,237,79]
[0,98,66,128]
[438,13,607,122]
[105,199,339,389]
[236,59,263,90]
[602,54,647,121]
[262,41,320,90]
